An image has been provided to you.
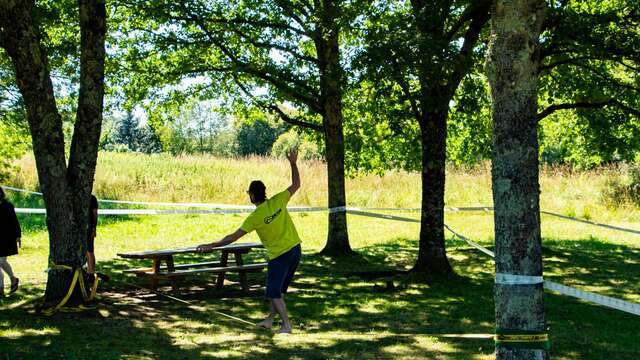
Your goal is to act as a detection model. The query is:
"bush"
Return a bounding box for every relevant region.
[236,118,285,156]
[272,130,323,160]
[601,166,640,207]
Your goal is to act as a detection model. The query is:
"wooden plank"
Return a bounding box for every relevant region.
[123,267,154,273]
[174,261,223,269]
[157,263,267,277]
[123,261,224,273]
[117,242,264,259]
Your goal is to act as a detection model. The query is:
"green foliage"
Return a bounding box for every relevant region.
[447,76,493,165]
[112,0,330,134]
[236,117,285,156]
[342,81,421,175]
[537,0,640,166]
[272,130,323,160]
[0,120,29,182]
[100,112,162,154]
[602,166,640,207]
[145,99,236,156]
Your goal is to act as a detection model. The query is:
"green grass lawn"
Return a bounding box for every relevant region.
[1,208,639,359]
[1,153,640,359]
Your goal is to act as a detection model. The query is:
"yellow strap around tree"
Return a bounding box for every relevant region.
[42,263,100,316]
[42,268,80,316]
[494,334,549,342]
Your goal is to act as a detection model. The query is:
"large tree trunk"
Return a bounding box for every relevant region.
[407,1,490,275]
[0,0,106,307]
[322,116,351,256]
[413,110,453,274]
[316,0,352,257]
[68,0,107,254]
[487,0,548,359]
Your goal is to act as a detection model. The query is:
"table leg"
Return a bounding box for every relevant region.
[166,256,179,292]
[216,251,229,289]
[235,251,249,292]
[150,257,161,290]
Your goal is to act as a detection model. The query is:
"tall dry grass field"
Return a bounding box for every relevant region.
[9,152,640,222]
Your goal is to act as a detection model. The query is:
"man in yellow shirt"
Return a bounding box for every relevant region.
[197,150,302,334]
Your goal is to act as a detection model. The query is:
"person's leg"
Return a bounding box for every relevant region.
[280,245,301,296]
[271,245,300,333]
[258,249,294,329]
[0,257,5,295]
[271,246,300,333]
[258,257,284,328]
[86,251,95,274]
[271,297,292,333]
[257,301,277,329]
[86,235,96,274]
[0,257,18,294]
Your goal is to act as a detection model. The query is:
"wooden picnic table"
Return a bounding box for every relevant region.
[117,242,266,292]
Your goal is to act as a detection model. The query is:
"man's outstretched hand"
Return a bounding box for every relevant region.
[286,148,298,164]
[196,243,216,253]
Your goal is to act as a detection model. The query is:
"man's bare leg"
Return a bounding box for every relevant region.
[257,301,276,329]
[272,298,292,333]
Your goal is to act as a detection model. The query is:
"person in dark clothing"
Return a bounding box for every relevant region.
[0,187,20,296]
[86,195,98,274]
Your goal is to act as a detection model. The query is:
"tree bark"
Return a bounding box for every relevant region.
[68,0,107,255]
[413,110,453,274]
[0,0,106,306]
[316,0,352,257]
[322,114,352,256]
[487,0,548,359]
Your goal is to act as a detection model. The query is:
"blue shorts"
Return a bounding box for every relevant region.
[266,244,301,299]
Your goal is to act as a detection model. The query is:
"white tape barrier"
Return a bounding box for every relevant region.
[544,280,640,316]
[496,273,544,285]
[15,207,345,215]
[1,185,44,195]
[347,210,640,318]
[540,210,640,236]
[8,184,640,237]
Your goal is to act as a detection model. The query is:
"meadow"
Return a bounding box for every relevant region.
[1,152,639,359]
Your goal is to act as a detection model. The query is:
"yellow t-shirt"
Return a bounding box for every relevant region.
[240,190,301,260]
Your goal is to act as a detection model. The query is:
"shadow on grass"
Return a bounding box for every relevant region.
[1,237,639,359]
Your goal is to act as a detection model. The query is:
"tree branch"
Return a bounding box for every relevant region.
[444,0,491,42]
[389,56,421,120]
[538,56,594,73]
[231,74,323,131]
[537,99,640,121]
[173,2,323,113]
[447,0,490,96]
[273,0,313,35]
[226,26,318,65]
[563,61,640,92]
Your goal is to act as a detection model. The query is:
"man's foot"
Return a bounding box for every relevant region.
[10,278,19,293]
[257,318,274,329]
[276,326,292,334]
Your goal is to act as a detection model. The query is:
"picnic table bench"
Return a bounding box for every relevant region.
[117,242,266,292]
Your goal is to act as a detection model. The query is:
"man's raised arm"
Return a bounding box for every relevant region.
[286,149,300,196]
